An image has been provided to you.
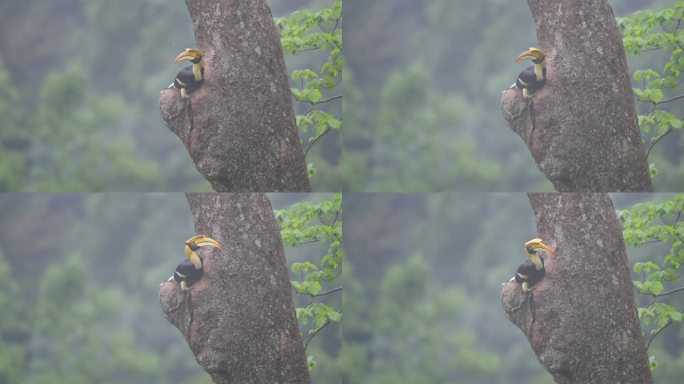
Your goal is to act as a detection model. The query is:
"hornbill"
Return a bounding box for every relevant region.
[512,47,547,98]
[513,238,554,292]
[169,235,221,291]
[170,48,205,98]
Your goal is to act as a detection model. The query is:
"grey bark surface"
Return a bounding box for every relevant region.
[501,193,652,384]
[160,0,310,192]
[159,193,310,384]
[501,0,652,192]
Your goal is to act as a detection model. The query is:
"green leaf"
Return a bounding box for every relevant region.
[634,261,660,273]
[307,355,316,371]
[306,281,322,295]
[307,89,322,103]
[279,194,342,365]
[277,1,342,169]
[327,311,341,322]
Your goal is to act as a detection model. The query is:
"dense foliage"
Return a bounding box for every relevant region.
[0,195,199,383]
[2,1,684,383]
[341,0,680,191]
[339,194,684,383]
[0,0,340,191]
[0,59,157,191]
[2,197,683,383]
[276,2,342,184]
[275,194,342,372]
[0,193,338,384]
[618,2,684,180]
[341,194,547,383]
[619,194,684,376]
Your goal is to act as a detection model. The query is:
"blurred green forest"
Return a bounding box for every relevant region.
[2,193,681,383]
[0,193,339,384]
[0,0,340,192]
[341,193,684,384]
[341,0,682,192]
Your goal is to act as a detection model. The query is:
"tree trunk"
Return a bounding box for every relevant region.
[160,0,311,192]
[159,193,310,384]
[501,0,652,192]
[501,193,652,383]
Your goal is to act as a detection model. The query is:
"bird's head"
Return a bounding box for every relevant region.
[184,235,221,269]
[184,235,221,253]
[524,238,554,258]
[515,47,546,65]
[174,48,204,65]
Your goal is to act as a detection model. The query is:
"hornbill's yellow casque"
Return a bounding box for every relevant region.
[171,48,205,98]
[513,47,547,98]
[513,238,554,292]
[170,235,221,291]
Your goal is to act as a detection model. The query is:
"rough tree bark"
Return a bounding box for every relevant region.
[159,193,310,384]
[501,0,652,192]
[160,0,311,192]
[501,193,652,383]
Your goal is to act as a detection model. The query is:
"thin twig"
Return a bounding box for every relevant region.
[655,94,684,105]
[297,239,321,246]
[313,95,342,106]
[647,127,673,159]
[299,46,322,53]
[319,17,342,51]
[314,287,342,297]
[637,238,664,246]
[318,209,340,227]
[660,94,684,104]
[671,18,684,52]
[304,128,332,159]
[647,320,673,350]
[674,210,682,227]
[304,320,331,351]
[655,286,684,297]
[672,211,684,241]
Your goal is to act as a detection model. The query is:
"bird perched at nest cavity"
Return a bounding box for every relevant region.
[511,238,555,292]
[169,48,205,98]
[167,235,221,291]
[512,47,547,99]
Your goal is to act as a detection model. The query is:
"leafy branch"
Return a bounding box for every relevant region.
[274,194,342,371]
[617,2,684,177]
[618,194,684,368]
[275,1,343,178]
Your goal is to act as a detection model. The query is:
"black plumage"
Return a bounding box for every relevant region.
[514,255,545,289]
[510,238,553,292]
[174,257,204,289]
[516,65,547,95]
[174,65,205,95]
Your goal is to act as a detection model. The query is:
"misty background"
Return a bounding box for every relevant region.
[341,193,682,383]
[340,0,682,191]
[0,193,339,384]
[1,0,682,383]
[2,193,679,383]
[0,0,340,192]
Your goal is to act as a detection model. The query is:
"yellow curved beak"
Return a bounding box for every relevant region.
[186,235,222,249]
[525,238,554,255]
[174,48,203,64]
[515,47,546,62]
